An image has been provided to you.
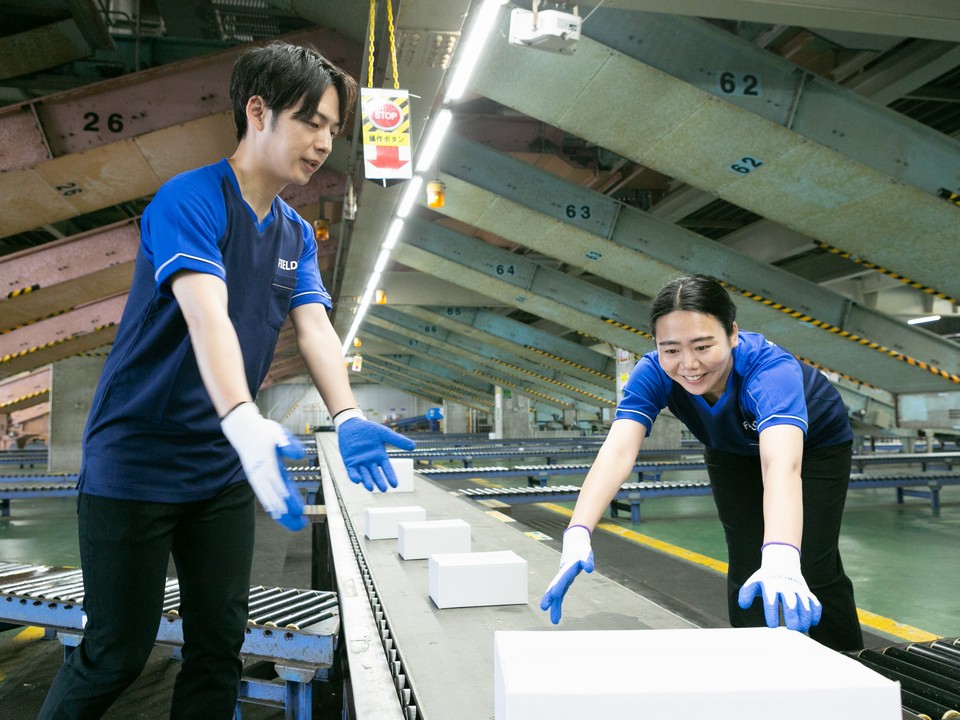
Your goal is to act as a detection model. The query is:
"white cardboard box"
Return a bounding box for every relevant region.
[428,551,527,608]
[398,519,471,560]
[494,628,901,720]
[388,457,415,492]
[364,506,426,540]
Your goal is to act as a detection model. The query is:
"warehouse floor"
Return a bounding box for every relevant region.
[0,470,956,718]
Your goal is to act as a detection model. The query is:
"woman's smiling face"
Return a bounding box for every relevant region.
[654,310,738,402]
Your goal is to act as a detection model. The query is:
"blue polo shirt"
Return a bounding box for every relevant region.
[79,159,332,502]
[616,331,852,454]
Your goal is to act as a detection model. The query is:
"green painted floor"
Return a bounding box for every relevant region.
[439,461,960,643]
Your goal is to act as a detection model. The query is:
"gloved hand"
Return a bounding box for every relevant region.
[540,524,594,625]
[220,402,307,531]
[335,409,416,492]
[738,542,822,633]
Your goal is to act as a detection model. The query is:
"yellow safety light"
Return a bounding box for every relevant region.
[313,218,330,242]
[426,179,446,208]
[353,337,362,348]
[375,289,387,305]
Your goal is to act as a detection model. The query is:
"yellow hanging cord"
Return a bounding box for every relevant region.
[386,0,399,89]
[367,0,376,88]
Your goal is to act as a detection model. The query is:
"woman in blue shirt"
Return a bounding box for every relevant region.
[541,274,863,651]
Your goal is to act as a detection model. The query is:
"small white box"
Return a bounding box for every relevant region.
[388,457,415,492]
[494,628,901,720]
[398,519,471,560]
[428,551,527,609]
[364,506,426,540]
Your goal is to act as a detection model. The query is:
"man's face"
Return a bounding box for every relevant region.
[262,85,341,186]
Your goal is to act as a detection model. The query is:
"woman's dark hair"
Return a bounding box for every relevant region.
[649,274,737,337]
[230,41,359,141]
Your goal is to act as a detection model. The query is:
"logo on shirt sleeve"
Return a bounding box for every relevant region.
[278,258,299,271]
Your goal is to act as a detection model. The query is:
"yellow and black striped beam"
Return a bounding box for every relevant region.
[490,358,615,406]
[5,284,39,299]
[602,316,654,340]
[813,240,956,305]
[525,346,614,382]
[0,388,51,410]
[0,322,116,365]
[724,283,960,385]
[794,356,877,390]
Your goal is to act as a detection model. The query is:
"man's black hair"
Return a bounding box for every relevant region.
[230,41,358,141]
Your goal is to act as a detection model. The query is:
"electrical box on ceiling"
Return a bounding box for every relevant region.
[508,8,581,55]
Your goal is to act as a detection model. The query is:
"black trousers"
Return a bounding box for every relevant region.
[705,442,864,652]
[38,481,256,720]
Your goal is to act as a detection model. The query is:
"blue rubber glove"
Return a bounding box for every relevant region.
[738,542,822,633]
[335,409,416,492]
[540,525,594,624]
[220,402,308,531]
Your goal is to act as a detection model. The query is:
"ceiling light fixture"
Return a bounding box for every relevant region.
[907,314,941,325]
[414,109,453,173]
[341,0,506,354]
[445,0,507,101]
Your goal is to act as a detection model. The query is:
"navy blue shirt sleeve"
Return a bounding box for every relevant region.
[615,353,671,434]
[140,167,228,295]
[737,336,809,437]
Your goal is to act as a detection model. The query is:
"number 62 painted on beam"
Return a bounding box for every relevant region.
[728,156,764,175]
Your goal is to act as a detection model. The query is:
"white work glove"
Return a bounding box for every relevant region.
[539,525,595,624]
[738,542,822,633]
[220,402,307,531]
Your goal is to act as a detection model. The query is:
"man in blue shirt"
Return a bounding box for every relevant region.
[39,42,413,719]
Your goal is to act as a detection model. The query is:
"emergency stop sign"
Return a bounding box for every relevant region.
[361,88,412,181]
[370,100,403,132]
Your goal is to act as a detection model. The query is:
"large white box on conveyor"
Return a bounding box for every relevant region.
[398,519,471,560]
[388,457,415,492]
[429,551,527,609]
[364,506,426,540]
[494,628,901,720]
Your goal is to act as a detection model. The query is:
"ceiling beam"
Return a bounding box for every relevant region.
[430,135,960,392]
[598,1,960,42]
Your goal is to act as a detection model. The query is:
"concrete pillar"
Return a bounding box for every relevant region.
[615,347,636,404]
[49,354,107,473]
[442,401,469,434]
[493,386,503,439]
[501,391,533,439]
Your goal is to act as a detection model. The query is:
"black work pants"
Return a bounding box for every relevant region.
[38,481,256,720]
[705,442,864,652]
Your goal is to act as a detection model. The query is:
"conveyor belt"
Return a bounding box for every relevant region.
[0,475,324,516]
[458,472,960,521]
[0,562,339,665]
[852,452,960,472]
[418,459,706,484]
[847,637,960,720]
[0,562,340,719]
[384,447,695,467]
[0,448,48,466]
[460,480,713,523]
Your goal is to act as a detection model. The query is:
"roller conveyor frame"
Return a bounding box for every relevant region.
[0,562,340,719]
[847,636,960,720]
[457,471,960,522]
[0,475,325,517]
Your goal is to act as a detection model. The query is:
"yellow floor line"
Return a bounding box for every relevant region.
[12,626,46,642]
[537,502,939,642]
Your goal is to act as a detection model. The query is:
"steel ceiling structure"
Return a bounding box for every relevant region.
[1,0,959,425]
